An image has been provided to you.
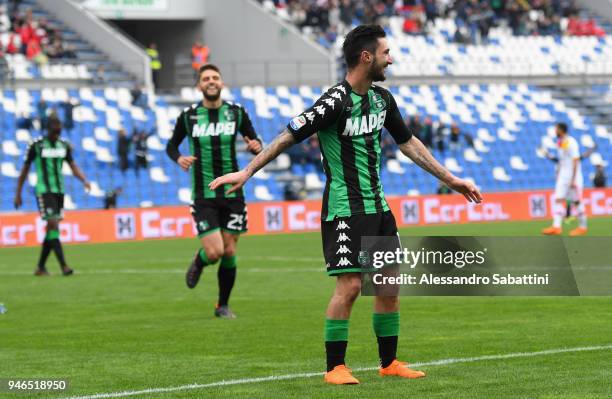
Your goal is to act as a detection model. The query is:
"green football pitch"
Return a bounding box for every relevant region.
[1,218,611,399]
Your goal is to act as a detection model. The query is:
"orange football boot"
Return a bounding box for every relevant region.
[324,365,360,385]
[569,227,587,236]
[541,226,562,235]
[379,360,426,379]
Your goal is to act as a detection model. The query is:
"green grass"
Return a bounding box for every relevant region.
[1,218,611,399]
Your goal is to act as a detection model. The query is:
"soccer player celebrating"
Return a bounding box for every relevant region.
[166,64,262,319]
[542,122,587,236]
[14,116,91,276]
[210,25,482,383]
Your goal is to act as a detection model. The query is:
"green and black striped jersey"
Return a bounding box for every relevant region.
[287,80,412,221]
[24,137,74,195]
[167,101,260,200]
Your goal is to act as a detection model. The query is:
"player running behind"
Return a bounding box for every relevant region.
[166,64,262,318]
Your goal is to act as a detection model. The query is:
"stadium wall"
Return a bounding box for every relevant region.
[1,189,611,247]
[578,0,612,23]
[202,0,333,86]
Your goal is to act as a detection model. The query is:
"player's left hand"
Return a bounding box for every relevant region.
[209,170,250,195]
[84,181,92,192]
[447,176,483,203]
[244,137,262,154]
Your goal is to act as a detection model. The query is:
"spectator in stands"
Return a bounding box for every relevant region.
[436,181,452,195]
[593,164,606,188]
[93,64,106,85]
[434,121,446,154]
[130,83,146,108]
[16,112,34,131]
[284,181,306,201]
[407,115,422,140]
[420,117,433,149]
[133,129,153,177]
[5,31,20,54]
[59,98,79,132]
[0,6,10,33]
[146,42,162,89]
[191,40,210,74]
[104,187,122,209]
[117,129,131,175]
[0,50,8,83]
[380,131,396,161]
[37,98,49,130]
[449,122,462,153]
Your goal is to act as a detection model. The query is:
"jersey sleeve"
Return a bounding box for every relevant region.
[238,107,260,142]
[382,90,412,145]
[286,84,348,143]
[166,110,188,162]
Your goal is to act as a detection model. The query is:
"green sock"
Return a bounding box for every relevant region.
[325,319,349,341]
[198,249,211,267]
[325,319,349,371]
[372,312,400,337]
[373,312,399,368]
[220,255,236,269]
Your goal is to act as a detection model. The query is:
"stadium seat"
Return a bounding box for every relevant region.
[493,167,512,182]
[1,162,20,178]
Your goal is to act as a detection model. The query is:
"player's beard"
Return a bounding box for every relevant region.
[368,60,388,82]
[203,86,221,101]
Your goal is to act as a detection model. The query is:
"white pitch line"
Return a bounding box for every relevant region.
[63,344,612,399]
[0,267,323,276]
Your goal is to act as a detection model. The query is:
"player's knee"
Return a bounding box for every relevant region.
[338,276,361,303]
[223,246,236,258]
[203,245,224,263]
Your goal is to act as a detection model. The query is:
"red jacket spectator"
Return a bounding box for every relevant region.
[6,33,20,54]
[26,40,41,59]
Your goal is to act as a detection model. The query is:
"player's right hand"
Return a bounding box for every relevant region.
[209,170,250,195]
[178,155,197,171]
[14,195,22,209]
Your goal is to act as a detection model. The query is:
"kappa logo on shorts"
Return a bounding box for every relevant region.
[198,221,209,231]
[336,233,351,242]
[335,221,350,230]
[337,257,353,267]
[336,245,352,254]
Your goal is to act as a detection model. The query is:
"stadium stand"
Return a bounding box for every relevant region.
[1,83,610,212]
[0,0,132,84]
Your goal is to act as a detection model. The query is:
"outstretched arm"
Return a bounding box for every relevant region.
[399,136,483,203]
[209,129,295,194]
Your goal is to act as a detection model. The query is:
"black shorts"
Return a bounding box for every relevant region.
[322,211,399,276]
[36,193,64,221]
[190,198,248,238]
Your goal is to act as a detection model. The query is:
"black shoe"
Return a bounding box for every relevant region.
[61,266,74,276]
[34,268,50,276]
[186,251,203,289]
[214,305,236,319]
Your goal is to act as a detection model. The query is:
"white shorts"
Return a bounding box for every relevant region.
[554,180,583,202]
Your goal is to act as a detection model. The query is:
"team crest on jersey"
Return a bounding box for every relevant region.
[290,115,306,130]
[372,93,386,111]
[223,109,235,121]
